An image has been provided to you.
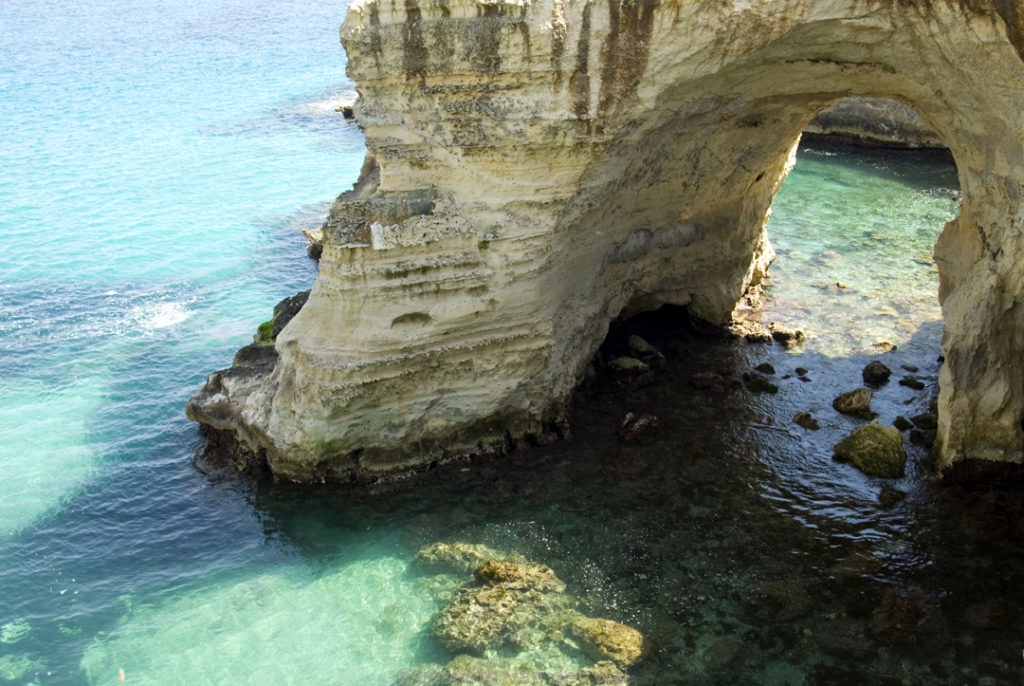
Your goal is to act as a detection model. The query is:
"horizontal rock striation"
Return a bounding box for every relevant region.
[187,0,1024,481]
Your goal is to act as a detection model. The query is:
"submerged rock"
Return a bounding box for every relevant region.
[832,388,876,419]
[744,374,779,394]
[741,579,815,622]
[475,557,566,593]
[834,423,907,478]
[869,587,949,646]
[618,412,662,444]
[568,616,646,668]
[414,542,501,575]
[793,412,820,431]
[422,546,645,674]
[813,617,875,658]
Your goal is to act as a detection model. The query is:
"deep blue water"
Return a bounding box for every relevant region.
[3,2,1023,685]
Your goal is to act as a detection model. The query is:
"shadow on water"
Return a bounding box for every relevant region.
[243,305,1024,685]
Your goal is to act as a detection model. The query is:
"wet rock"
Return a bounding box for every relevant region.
[862,360,892,386]
[793,412,820,431]
[433,584,520,653]
[605,356,655,389]
[833,423,907,478]
[617,412,662,444]
[730,319,773,343]
[550,662,628,686]
[425,547,645,674]
[795,367,809,378]
[911,412,938,431]
[832,388,876,419]
[769,323,806,346]
[899,375,926,390]
[414,542,501,575]
[963,601,1016,629]
[813,617,875,658]
[704,636,744,669]
[689,371,721,389]
[744,374,779,394]
[607,356,649,379]
[872,341,897,353]
[869,587,949,646]
[741,579,815,622]
[755,362,776,375]
[910,429,935,447]
[828,552,884,585]
[902,364,919,373]
[437,655,544,686]
[627,335,667,370]
[878,487,907,508]
[568,615,646,668]
[893,415,913,431]
[475,557,566,593]
[600,449,649,477]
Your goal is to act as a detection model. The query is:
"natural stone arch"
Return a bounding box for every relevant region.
[187,0,1024,482]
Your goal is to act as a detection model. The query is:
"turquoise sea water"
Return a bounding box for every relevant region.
[3,2,1023,684]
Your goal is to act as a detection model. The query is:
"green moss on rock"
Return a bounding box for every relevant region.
[834,422,907,478]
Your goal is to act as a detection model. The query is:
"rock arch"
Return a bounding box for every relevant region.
[187,0,1024,482]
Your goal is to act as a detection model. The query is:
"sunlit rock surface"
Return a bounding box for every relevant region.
[187,0,1024,481]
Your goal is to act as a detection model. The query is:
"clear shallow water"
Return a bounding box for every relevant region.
[2,2,1023,683]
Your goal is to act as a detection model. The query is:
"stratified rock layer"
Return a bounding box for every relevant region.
[187,0,1024,481]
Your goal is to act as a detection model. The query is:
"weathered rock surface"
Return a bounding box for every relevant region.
[862,360,892,387]
[834,423,908,478]
[568,615,646,668]
[421,546,645,675]
[832,388,876,419]
[805,97,946,148]
[413,541,501,575]
[186,0,1024,482]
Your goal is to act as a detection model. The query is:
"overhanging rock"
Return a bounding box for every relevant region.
[187,0,1024,482]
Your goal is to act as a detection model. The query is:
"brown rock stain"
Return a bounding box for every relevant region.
[597,0,657,120]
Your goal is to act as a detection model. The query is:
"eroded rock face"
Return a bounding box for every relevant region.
[186,0,1024,481]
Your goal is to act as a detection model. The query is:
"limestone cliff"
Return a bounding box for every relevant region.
[187,0,1024,481]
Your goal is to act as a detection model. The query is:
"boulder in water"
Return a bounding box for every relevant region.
[832,388,876,419]
[833,423,907,478]
[568,616,647,668]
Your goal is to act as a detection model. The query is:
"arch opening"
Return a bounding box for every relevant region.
[759,97,962,360]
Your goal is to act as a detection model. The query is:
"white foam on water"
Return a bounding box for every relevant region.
[128,300,191,331]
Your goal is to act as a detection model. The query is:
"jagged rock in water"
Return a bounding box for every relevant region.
[422,547,644,676]
[741,579,815,622]
[813,617,876,658]
[617,412,662,444]
[475,557,566,594]
[414,542,502,575]
[186,0,1024,482]
[862,360,892,387]
[793,412,820,431]
[834,423,908,478]
[568,616,647,668]
[832,388,876,419]
[869,587,949,646]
